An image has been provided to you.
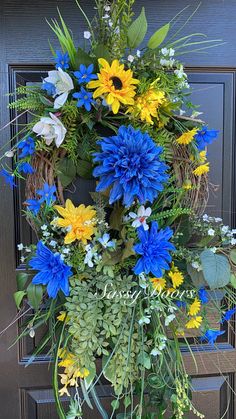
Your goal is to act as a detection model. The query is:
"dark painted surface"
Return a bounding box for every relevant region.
[0,1,236,418]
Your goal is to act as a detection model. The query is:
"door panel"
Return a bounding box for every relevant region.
[1,1,236,418]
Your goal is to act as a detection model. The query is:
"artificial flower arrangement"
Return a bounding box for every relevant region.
[2,1,236,418]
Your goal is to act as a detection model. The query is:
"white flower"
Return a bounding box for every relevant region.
[151,348,161,356]
[33,113,67,148]
[84,31,91,39]
[29,328,35,338]
[136,50,141,58]
[104,5,111,11]
[43,231,50,237]
[127,54,134,63]
[165,314,175,326]
[191,111,203,119]
[97,233,115,248]
[232,229,236,234]
[17,243,24,251]
[139,273,148,289]
[138,316,151,325]
[179,109,186,116]
[41,224,48,231]
[43,68,74,109]
[214,217,222,223]
[231,238,236,246]
[203,214,209,222]
[207,228,215,236]
[5,150,14,158]
[84,245,100,268]
[114,26,120,34]
[161,47,169,56]
[25,247,31,253]
[160,58,175,68]
[62,248,70,255]
[161,47,175,57]
[191,261,202,271]
[221,225,229,234]
[20,256,25,263]
[209,247,217,253]
[49,240,57,248]
[129,206,152,231]
[174,65,187,79]
[108,19,113,27]
[102,13,110,19]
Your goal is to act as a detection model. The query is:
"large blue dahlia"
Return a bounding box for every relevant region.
[29,241,72,298]
[133,221,175,277]
[93,125,169,207]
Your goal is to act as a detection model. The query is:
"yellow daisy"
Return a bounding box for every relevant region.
[188,298,201,316]
[182,180,192,190]
[87,58,139,114]
[185,316,202,329]
[130,88,165,124]
[150,277,166,292]
[176,128,198,145]
[193,162,210,177]
[169,269,184,289]
[199,150,207,163]
[54,199,96,244]
[57,311,70,322]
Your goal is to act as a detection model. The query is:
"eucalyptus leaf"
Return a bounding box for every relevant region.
[147,23,170,49]
[230,249,236,264]
[27,283,43,310]
[57,157,77,187]
[230,273,236,289]
[200,250,230,289]
[127,7,147,49]
[187,263,207,288]
[14,290,26,309]
[16,272,28,291]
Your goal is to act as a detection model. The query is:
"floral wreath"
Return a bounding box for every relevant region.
[2,1,235,418]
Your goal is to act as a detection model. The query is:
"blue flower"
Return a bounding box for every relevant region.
[98,233,115,248]
[37,183,57,206]
[29,241,72,298]
[175,300,186,308]
[74,64,97,84]
[221,308,236,323]
[17,137,35,158]
[0,169,16,189]
[133,221,175,277]
[195,126,219,151]
[93,125,169,207]
[73,88,95,111]
[54,51,70,70]
[41,81,56,96]
[198,287,209,304]
[25,199,41,215]
[200,329,225,345]
[17,162,35,174]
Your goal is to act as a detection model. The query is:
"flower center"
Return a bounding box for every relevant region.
[110,76,123,90]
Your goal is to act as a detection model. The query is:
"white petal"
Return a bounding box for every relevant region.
[145,207,152,217]
[129,212,137,219]
[54,92,68,109]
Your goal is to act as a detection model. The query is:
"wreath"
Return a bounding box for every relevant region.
[2,2,235,418]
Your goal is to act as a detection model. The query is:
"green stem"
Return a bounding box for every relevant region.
[52,321,67,419]
[90,386,109,419]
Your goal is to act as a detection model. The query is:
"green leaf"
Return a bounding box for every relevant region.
[187,263,207,288]
[137,351,151,369]
[230,273,236,289]
[57,157,77,187]
[84,363,96,389]
[230,249,236,264]
[124,396,131,408]
[147,23,170,49]
[102,354,116,383]
[16,272,28,291]
[14,290,26,309]
[127,7,147,49]
[75,47,94,68]
[122,239,135,260]
[77,159,93,179]
[109,206,124,231]
[27,283,43,310]
[111,399,120,410]
[93,44,111,63]
[200,250,230,289]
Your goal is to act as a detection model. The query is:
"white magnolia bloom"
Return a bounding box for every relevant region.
[5,150,14,158]
[129,206,152,230]
[127,54,134,63]
[84,31,91,39]
[33,113,67,148]
[207,228,215,236]
[43,67,74,109]
[17,243,24,251]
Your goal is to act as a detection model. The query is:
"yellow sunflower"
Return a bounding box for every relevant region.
[87,58,139,114]
[176,128,198,145]
[188,298,201,316]
[54,199,96,244]
[130,88,165,124]
[150,277,166,292]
